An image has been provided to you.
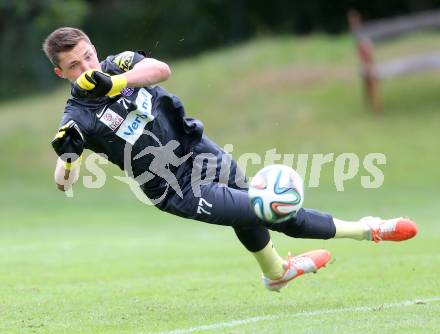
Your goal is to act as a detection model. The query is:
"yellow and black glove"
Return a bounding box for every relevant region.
[51,120,85,165]
[71,69,127,99]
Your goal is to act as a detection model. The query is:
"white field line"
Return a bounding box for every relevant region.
[151,296,440,334]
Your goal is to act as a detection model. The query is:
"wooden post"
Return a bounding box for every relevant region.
[348,10,382,115]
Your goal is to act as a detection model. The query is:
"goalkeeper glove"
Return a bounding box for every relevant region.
[71,69,127,98]
[51,120,85,164]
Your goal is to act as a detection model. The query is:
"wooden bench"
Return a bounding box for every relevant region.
[348,9,440,114]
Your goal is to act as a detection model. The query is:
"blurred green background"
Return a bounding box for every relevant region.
[1,1,440,333]
[3,0,440,99]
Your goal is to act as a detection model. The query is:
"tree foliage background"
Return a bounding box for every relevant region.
[1,0,440,100]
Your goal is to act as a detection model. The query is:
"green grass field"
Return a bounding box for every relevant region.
[1,34,439,333]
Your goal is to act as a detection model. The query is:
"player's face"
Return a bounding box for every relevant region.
[54,39,101,82]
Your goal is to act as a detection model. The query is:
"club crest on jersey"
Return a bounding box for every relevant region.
[121,87,134,97]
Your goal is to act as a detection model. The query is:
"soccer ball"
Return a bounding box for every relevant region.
[248,164,304,223]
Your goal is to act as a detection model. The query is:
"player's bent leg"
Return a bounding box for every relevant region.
[192,183,288,281]
[154,177,288,283]
[263,249,332,292]
[154,179,333,290]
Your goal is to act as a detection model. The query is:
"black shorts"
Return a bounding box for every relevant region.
[153,135,263,228]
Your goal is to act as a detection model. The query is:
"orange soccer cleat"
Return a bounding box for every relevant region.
[262,249,331,292]
[362,217,418,242]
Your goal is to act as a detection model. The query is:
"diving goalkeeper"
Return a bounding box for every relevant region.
[43,27,417,292]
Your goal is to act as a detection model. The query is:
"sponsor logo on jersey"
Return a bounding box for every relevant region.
[113,51,134,72]
[99,108,124,130]
[115,88,154,145]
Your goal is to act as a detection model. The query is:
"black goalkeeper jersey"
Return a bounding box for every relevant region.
[58,51,204,190]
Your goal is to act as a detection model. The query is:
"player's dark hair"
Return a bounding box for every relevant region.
[42,27,91,67]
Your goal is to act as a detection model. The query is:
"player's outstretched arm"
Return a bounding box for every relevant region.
[124,57,171,87]
[71,58,171,99]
